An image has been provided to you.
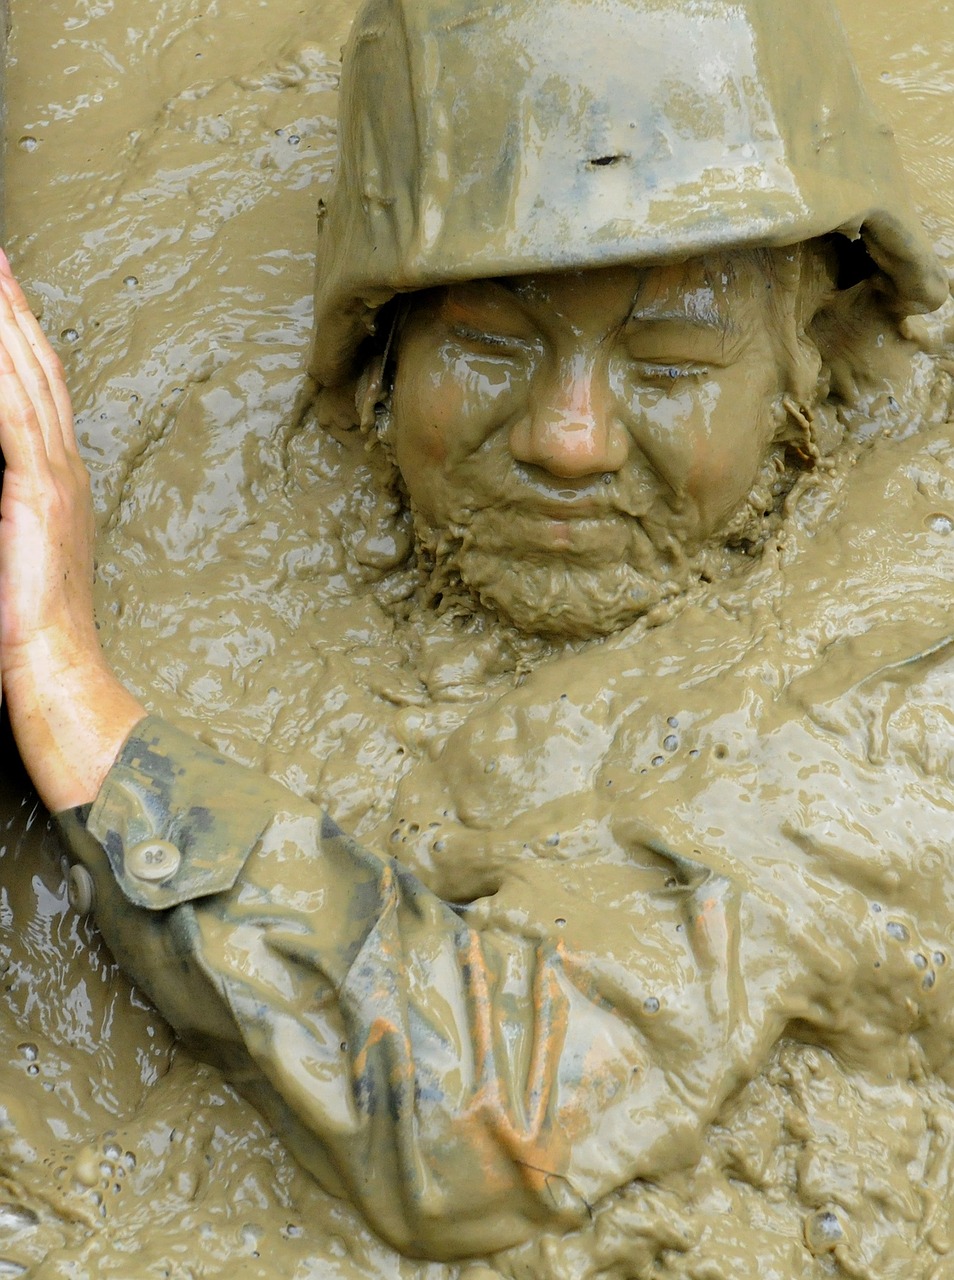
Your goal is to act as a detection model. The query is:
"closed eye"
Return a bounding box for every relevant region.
[451,324,531,357]
[635,361,710,385]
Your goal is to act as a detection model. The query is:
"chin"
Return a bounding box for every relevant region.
[409,499,695,640]
[425,542,679,640]
[408,493,784,641]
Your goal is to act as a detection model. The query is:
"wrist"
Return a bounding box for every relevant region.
[5,647,146,812]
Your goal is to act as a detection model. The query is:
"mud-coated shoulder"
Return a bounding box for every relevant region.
[58,715,285,909]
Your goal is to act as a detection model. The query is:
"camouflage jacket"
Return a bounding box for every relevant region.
[55,715,919,1261]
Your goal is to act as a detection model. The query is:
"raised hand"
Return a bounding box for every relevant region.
[0,251,144,811]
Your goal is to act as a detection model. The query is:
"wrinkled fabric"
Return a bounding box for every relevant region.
[51,715,844,1260]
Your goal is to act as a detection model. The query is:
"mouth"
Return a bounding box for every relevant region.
[498,473,659,523]
[500,478,638,520]
[513,497,615,520]
[473,496,645,563]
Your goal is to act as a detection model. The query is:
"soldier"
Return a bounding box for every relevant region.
[307,0,946,640]
[0,0,949,1263]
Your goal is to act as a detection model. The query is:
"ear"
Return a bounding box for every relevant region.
[782,395,842,461]
[778,396,819,464]
[355,351,387,431]
[769,384,841,465]
[315,382,363,438]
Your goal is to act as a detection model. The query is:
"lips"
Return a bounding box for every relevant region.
[516,498,614,519]
[468,504,636,564]
[499,483,625,518]
[495,474,659,522]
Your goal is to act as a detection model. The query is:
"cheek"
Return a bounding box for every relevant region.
[393,361,463,473]
[391,348,524,520]
[683,380,776,524]
[401,382,459,468]
[620,382,731,501]
[394,353,523,472]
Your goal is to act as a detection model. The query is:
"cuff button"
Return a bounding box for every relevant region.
[67,865,96,915]
[126,839,182,882]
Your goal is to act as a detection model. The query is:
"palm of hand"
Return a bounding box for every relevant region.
[0,251,144,811]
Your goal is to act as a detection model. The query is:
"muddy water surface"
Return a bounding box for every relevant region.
[3,1,954,1276]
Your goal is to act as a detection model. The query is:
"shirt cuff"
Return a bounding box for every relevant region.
[56,715,282,910]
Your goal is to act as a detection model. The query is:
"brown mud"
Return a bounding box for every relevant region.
[2,0,954,1276]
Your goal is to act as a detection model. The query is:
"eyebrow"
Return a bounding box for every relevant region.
[483,279,740,338]
[626,307,737,335]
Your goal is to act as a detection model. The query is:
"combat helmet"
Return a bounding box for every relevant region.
[310,0,949,388]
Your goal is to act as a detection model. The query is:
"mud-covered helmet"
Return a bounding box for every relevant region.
[310,0,948,388]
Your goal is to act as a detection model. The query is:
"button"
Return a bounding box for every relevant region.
[126,839,181,882]
[67,865,96,914]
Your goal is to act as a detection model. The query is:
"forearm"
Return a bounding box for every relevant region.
[56,720,588,1254]
[55,716,759,1260]
[0,254,145,810]
[6,644,144,812]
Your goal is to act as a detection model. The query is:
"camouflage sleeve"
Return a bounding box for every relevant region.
[54,715,753,1261]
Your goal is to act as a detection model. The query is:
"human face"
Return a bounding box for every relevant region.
[388,258,786,639]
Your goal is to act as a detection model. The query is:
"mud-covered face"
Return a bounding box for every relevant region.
[389,258,787,639]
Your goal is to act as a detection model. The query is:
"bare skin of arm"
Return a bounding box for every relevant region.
[0,251,144,811]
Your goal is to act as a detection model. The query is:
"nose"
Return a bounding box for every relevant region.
[508,354,629,478]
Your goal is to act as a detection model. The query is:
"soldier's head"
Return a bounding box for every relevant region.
[309,0,948,640]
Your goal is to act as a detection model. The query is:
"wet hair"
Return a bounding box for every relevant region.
[721,237,919,463]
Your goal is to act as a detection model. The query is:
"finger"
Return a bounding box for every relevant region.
[0,272,66,466]
[0,338,49,486]
[0,251,75,455]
